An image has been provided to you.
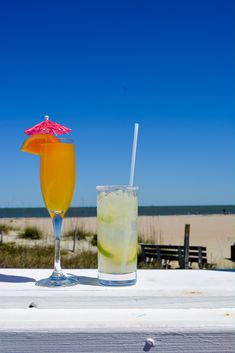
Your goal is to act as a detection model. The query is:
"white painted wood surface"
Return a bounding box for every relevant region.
[0,269,234,352]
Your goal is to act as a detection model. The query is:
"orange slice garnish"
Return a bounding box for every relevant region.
[20,134,59,155]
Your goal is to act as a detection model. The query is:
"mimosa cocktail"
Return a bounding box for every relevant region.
[40,141,75,216]
[36,138,78,287]
[21,128,79,287]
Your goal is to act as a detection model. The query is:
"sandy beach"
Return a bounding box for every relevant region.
[1,215,235,268]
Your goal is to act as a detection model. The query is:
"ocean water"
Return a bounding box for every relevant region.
[0,205,234,218]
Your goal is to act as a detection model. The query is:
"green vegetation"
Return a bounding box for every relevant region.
[138,260,162,269]
[0,242,156,269]
[138,235,146,243]
[0,243,97,268]
[0,242,217,270]
[19,226,42,240]
[0,243,54,267]
[0,224,10,234]
[90,234,97,246]
[138,235,154,244]
[63,228,95,240]
[0,223,18,234]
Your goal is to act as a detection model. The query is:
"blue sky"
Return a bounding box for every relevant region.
[0,0,234,207]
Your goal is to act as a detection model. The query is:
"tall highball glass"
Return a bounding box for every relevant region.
[96,185,138,286]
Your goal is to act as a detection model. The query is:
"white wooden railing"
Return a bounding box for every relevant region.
[0,269,234,352]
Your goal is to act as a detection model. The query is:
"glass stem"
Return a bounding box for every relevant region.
[52,213,63,277]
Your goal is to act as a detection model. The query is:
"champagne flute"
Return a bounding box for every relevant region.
[36,138,79,287]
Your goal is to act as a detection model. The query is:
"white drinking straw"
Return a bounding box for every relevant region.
[129,123,139,186]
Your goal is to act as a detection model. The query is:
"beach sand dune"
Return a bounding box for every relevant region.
[1,215,235,268]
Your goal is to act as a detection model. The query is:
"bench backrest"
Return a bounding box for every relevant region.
[139,244,207,267]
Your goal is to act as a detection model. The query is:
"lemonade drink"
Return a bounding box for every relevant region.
[97,185,138,286]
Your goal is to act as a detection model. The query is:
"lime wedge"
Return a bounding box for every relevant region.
[97,214,113,224]
[98,241,137,264]
[127,245,138,264]
[97,241,114,258]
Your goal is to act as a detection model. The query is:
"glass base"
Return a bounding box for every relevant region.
[98,271,136,286]
[35,273,79,287]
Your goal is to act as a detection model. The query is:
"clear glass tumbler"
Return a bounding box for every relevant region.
[96,185,138,286]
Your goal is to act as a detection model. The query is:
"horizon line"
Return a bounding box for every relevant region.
[0,204,235,209]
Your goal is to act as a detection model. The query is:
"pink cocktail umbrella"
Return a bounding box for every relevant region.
[24,115,71,136]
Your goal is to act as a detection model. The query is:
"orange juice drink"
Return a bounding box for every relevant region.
[21,125,79,287]
[40,141,75,216]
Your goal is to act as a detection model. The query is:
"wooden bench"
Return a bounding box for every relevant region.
[138,244,208,269]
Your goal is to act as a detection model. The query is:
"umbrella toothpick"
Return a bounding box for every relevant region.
[24,115,71,136]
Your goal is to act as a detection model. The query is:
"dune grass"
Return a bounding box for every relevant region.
[19,226,42,240]
[138,235,154,244]
[0,242,159,269]
[63,228,95,240]
[0,242,97,268]
[0,223,19,234]
[0,225,184,270]
[90,234,97,246]
[1,242,216,270]
[138,260,162,269]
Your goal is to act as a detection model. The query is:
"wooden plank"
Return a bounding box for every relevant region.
[141,247,207,255]
[0,331,235,353]
[146,249,180,255]
[0,269,234,310]
[140,245,207,256]
[0,308,234,331]
[198,246,204,268]
[0,330,234,353]
[1,294,235,309]
[184,224,190,269]
[144,255,207,263]
[155,245,162,262]
[0,269,234,291]
[140,244,207,250]
[178,246,184,268]
[139,244,146,262]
